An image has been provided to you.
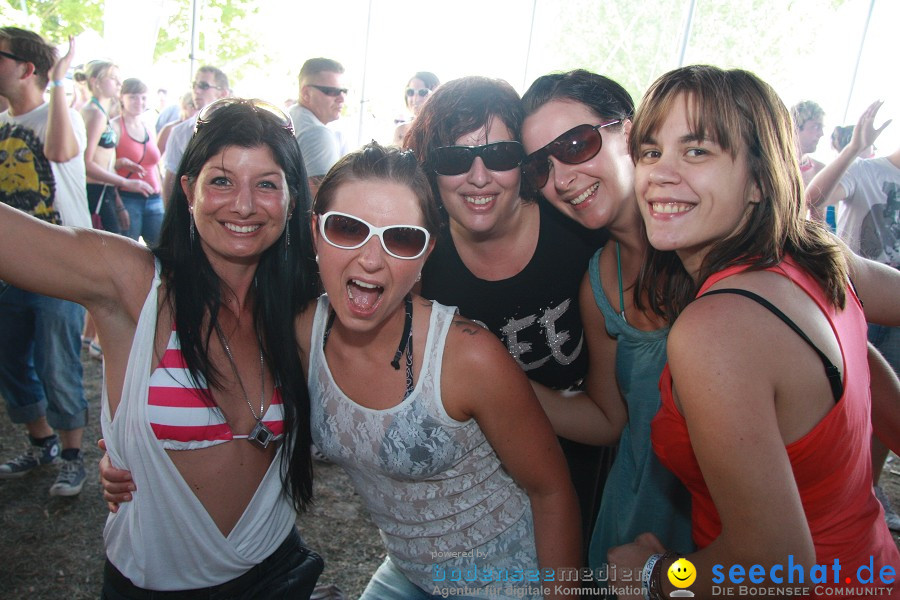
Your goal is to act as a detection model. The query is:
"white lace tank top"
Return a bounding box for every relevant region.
[308,295,540,595]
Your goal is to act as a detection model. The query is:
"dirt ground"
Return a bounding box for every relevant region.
[1,348,899,599]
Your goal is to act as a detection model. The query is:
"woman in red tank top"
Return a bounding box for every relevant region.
[605,65,900,600]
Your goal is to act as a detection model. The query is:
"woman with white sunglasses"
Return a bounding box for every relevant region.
[393,71,439,146]
[300,142,579,599]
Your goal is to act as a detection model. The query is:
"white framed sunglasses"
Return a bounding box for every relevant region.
[317,211,431,260]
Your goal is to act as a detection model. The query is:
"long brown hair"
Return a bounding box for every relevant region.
[632,65,847,322]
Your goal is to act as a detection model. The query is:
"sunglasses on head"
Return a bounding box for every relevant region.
[318,211,430,260]
[429,141,525,176]
[522,120,621,189]
[0,49,27,63]
[309,84,348,97]
[406,88,430,98]
[195,98,294,135]
[192,80,225,91]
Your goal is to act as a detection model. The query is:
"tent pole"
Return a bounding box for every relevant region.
[843,0,875,122]
[677,0,696,67]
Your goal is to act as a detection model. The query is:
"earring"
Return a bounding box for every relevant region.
[189,212,195,244]
[283,224,291,261]
[315,254,319,264]
[416,272,422,282]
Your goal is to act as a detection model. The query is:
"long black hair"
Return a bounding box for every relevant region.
[154,100,317,511]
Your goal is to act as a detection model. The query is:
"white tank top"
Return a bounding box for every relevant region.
[100,262,295,590]
[308,294,539,595]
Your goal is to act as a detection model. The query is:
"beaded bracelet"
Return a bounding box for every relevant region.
[641,554,663,600]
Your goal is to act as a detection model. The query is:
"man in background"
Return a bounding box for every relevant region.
[289,57,346,195]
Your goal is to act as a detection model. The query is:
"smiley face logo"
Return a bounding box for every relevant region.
[668,557,697,588]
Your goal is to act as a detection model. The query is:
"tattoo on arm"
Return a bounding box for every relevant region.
[452,319,480,336]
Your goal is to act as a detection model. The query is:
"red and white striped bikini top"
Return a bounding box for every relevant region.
[147,328,285,450]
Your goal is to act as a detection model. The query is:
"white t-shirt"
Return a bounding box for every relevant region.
[288,105,342,177]
[836,157,900,268]
[0,102,90,228]
[163,113,199,175]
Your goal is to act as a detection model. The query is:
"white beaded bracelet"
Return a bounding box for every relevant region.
[642,553,663,600]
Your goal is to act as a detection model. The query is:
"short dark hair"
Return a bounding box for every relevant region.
[314,141,440,238]
[404,76,524,215]
[0,27,56,88]
[120,77,147,96]
[522,69,634,126]
[299,57,344,87]
[196,65,229,91]
[155,99,316,512]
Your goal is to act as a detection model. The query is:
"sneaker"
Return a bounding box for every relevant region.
[0,435,61,479]
[49,454,86,497]
[874,485,900,532]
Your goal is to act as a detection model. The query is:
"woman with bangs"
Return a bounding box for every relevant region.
[606,65,900,600]
[404,76,611,552]
[519,69,694,574]
[0,94,324,597]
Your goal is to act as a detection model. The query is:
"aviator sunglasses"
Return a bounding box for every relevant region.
[522,120,621,189]
[309,84,348,97]
[429,141,525,176]
[195,98,294,134]
[318,211,431,260]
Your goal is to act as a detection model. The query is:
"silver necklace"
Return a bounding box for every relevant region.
[214,322,274,449]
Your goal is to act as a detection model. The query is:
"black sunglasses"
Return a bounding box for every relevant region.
[522,121,621,189]
[192,80,225,91]
[406,88,430,98]
[430,141,525,176]
[309,84,348,97]
[0,49,27,63]
[195,98,294,135]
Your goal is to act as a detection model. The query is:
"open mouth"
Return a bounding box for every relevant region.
[463,194,495,208]
[347,278,384,314]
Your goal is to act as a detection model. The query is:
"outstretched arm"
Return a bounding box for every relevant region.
[806,100,890,211]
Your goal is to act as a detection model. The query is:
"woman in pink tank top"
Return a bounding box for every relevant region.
[605,65,900,600]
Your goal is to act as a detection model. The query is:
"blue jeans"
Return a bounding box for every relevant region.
[0,284,87,430]
[869,323,899,375]
[120,192,164,247]
[361,557,489,600]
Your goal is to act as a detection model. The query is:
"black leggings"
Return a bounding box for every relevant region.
[100,527,324,599]
[86,183,121,235]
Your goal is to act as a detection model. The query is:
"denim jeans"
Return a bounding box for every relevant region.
[361,557,493,600]
[0,284,87,430]
[120,192,164,247]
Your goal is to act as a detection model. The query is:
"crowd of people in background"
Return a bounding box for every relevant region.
[1,24,899,600]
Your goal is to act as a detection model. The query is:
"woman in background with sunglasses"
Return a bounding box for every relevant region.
[520,69,695,575]
[301,141,579,599]
[405,76,611,554]
[0,97,323,597]
[393,71,439,146]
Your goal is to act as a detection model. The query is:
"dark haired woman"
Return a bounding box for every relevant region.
[301,141,579,599]
[393,71,439,146]
[405,76,610,551]
[520,69,694,571]
[0,97,323,597]
[112,77,163,246]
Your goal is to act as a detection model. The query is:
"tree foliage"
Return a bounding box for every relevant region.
[4,0,104,42]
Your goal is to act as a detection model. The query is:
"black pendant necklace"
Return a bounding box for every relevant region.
[215,323,274,449]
